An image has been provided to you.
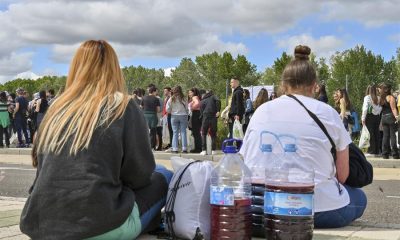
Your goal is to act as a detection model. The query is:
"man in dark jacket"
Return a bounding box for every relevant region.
[200,90,221,155]
[228,77,244,138]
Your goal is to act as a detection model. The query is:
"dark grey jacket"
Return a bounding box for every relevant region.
[20,100,155,240]
[200,92,221,118]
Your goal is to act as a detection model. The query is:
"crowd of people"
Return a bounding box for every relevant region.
[0,88,57,148]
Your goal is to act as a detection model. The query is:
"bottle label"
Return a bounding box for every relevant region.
[264,192,313,216]
[210,186,234,206]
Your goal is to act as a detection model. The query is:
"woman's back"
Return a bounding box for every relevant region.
[20,100,156,239]
[240,94,351,212]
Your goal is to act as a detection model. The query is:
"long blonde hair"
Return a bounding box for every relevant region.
[34,40,129,160]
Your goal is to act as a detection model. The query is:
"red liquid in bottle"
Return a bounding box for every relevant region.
[264,183,314,240]
[211,198,252,240]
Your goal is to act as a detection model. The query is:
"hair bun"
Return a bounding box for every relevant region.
[294,45,311,60]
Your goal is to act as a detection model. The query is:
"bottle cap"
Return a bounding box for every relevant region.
[224,145,238,153]
[260,144,272,152]
[284,144,296,152]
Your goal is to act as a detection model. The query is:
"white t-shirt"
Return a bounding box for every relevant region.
[240,94,352,212]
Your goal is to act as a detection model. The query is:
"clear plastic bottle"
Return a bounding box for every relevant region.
[250,143,275,238]
[264,143,315,240]
[210,139,252,240]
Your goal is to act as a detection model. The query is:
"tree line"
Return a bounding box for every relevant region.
[1,45,399,113]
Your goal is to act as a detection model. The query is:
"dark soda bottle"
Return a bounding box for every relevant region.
[264,143,315,240]
[264,183,314,240]
[210,139,252,240]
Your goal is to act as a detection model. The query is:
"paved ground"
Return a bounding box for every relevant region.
[0,150,399,239]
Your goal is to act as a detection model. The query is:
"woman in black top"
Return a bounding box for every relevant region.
[35,90,48,130]
[316,83,328,103]
[141,86,161,150]
[379,83,399,159]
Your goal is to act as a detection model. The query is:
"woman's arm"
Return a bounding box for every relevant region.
[339,98,346,119]
[336,146,350,184]
[361,96,369,125]
[388,96,398,119]
[35,99,41,113]
[120,101,156,189]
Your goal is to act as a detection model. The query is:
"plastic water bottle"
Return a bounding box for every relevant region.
[210,139,252,239]
[250,131,281,238]
[264,143,315,240]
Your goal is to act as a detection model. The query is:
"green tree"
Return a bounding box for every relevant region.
[327,45,394,113]
[170,58,204,91]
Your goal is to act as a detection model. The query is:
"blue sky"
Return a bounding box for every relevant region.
[0,0,399,83]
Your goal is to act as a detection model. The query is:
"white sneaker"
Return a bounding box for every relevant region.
[200,151,206,155]
[165,148,172,153]
[211,151,216,155]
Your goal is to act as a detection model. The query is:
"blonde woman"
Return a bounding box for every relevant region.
[20,40,172,240]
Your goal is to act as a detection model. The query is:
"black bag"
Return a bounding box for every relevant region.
[381,113,396,125]
[347,114,355,125]
[287,95,373,188]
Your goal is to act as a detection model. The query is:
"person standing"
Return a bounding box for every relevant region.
[162,87,173,150]
[228,77,244,138]
[35,90,49,130]
[253,88,269,111]
[200,90,221,155]
[243,89,253,134]
[13,88,30,147]
[166,86,188,153]
[338,89,353,134]
[379,83,399,159]
[188,88,202,153]
[141,86,161,150]
[361,85,382,156]
[316,83,328,103]
[20,40,172,239]
[0,92,10,148]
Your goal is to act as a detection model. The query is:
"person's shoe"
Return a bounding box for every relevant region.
[16,144,25,148]
[382,155,389,159]
[364,153,374,157]
[165,148,172,153]
[200,151,207,155]
[211,151,216,155]
[393,155,400,159]
[171,150,179,154]
[182,150,188,154]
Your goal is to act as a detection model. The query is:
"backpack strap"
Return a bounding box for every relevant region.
[287,94,342,194]
[165,160,201,239]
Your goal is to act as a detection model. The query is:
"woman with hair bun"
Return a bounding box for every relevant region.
[240,45,366,229]
[20,40,172,239]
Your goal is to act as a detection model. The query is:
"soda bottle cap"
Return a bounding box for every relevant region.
[224,145,238,153]
[260,144,272,152]
[284,144,296,152]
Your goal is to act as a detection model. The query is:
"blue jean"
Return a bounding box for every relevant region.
[86,165,173,240]
[171,115,188,151]
[15,117,30,145]
[314,185,367,228]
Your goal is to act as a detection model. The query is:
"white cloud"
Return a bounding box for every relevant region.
[323,1,400,28]
[0,52,33,76]
[276,34,344,59]
[16,71,41,80]
[164,67,175,77]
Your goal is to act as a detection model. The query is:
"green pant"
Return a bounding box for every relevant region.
[85,203,141,240]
